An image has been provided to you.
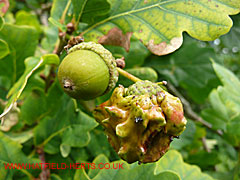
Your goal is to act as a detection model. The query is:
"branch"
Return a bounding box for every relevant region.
[53,32,67,55]
[166,82,223,136]
[201,137,211,153]
[36,147,50,180]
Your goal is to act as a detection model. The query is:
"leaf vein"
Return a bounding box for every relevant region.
[127,13,169,41]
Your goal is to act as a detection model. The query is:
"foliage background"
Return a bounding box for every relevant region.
[0,0,240,179]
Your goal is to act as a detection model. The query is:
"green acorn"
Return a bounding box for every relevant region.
[93,80,187,163]
[58,42,118,100]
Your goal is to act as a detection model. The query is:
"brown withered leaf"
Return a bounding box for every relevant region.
[147,37,183,56]
[0,0,9,14]
[98,27,133,52]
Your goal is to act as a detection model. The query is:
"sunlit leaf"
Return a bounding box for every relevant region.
[82,0,240,55]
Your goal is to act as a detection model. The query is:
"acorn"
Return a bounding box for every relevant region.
[58,42,118,100]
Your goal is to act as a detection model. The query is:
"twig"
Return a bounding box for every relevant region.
[36,147,50,180]
[166,82,223,136]
[53,0,72,55]
[117,68,141,83]
[201,137,211,153]
[53,32,67,55]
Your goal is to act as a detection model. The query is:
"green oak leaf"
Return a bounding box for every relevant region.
[145,39,220,103]
[0,76,11,99]
[0,131,39,180]
[85,127,119,161]
[81,0,240,56]
[0,16,4,30]
[15,10,42,34]
[202,61,240,146]
[34,95,98,155]
[155,150,214,180]
[88,154,109,179]
[170,120,196,150]
[0,24,39,81]
[41,26,59,53]
[4,130,33,144]
[44,0,71,51]
[78,159,180,180]
[48,17,67,32]
[187,150,221,169]
[72,0,110,25]
[46,153,76,179]
[74,168,90,180]
[220,14,240,50]
[50,0,70,21]
[0,54,59,126]
[18,76,62,127]
[19,89,48,125]
[74,150,213,180]
[0,39,10,59]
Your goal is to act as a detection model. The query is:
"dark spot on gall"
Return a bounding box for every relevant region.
[135,117,143,123]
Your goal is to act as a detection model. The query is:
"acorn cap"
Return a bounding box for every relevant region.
[68,42,118,94]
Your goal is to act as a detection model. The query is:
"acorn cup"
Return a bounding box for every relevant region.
[58,42,118,100]
[93,80,187,163]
